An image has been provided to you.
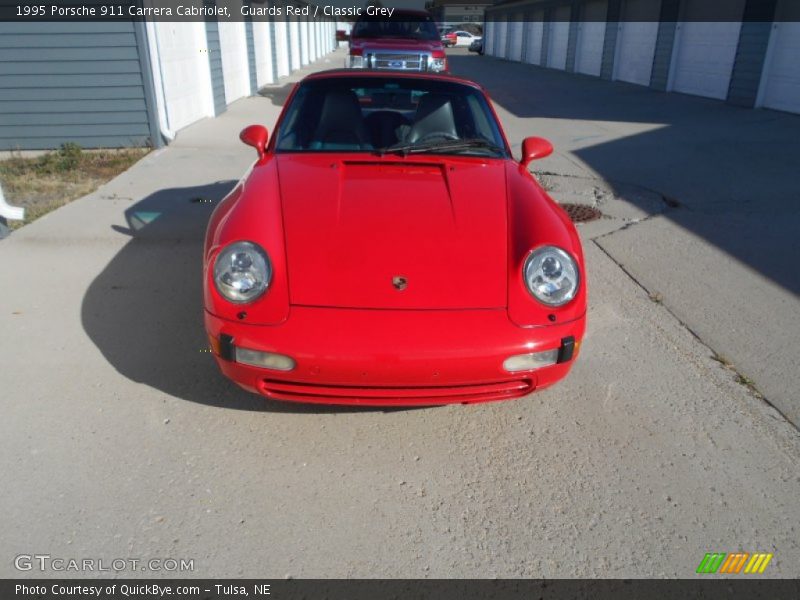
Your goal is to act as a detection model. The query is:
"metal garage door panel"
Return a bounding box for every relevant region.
[615,22,659,85]
[289,21,301,70]
[497,20,508,58]
[484,21,494,56]
[576,0,607,76]
[614,0,660,86]
[153,23,214,130]
[547,6,570,70]
[218,7,250,104]
[274,21,289,77]
[252,22,274,88]
[524,13,544,65]
[509,20,524,61]
[761,1,800,114]
[671,23,741,99]
[671,0,745,100]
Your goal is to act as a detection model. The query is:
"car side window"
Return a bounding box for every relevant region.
[466,95,501,144]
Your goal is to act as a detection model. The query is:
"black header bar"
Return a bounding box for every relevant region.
[0,0,796,22]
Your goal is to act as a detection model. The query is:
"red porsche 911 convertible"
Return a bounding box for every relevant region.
[204,70,586,406]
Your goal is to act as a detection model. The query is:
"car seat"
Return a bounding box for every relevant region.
[406,93,458,144]
[309,90,373,151]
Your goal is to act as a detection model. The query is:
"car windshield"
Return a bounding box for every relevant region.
[351,16,440,41]
[275,77,508,158]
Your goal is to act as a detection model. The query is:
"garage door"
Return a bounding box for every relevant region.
[484,20,494,56]
[218,17,250,104]
[508,20,524,62]
[274,21,289,77]
[669,0,745,100]
[613,0,660,86]
[575,0,607,76]
[308,21,317,62]
[151,23,214,131]
[524,13,544,65]
[546,6,570,70]
[758,0,800,114]
[252,21,274,88]
[496,20,508,58]
[300,21,309,66]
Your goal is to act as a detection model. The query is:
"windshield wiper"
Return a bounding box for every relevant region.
[377,138,505,157]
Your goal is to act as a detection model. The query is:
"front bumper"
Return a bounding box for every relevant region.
[205,307,585,406]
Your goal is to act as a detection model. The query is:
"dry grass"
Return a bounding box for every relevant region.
[1,143,149,229]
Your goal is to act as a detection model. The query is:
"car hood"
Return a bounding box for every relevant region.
[276,154,507,309]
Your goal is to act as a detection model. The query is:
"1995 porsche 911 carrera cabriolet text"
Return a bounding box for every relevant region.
[203,70,586,405]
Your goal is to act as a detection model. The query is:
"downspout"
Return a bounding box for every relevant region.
[145,21,176,142]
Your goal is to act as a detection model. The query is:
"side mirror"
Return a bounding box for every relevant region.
[520,136,553,168]
[336,30,350,42]
[240,125,269,159]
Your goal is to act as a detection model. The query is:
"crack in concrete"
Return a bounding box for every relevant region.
[544,168,795,428]
[534,169,682,238]
[592,238,799,434]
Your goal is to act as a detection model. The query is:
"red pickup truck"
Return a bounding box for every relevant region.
[346,10,448,73]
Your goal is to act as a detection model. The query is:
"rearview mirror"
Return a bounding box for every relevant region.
[521,136,553,167]
[240,125,269,159]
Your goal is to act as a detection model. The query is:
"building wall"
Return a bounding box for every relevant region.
[429,3,493,25]
[0,22,155,150]
[484,0,795,114]
[204,19,228,117]
[0,7,336,150]
[148,22,215,132]
[218,18,251,103]
[756,0,800,113]
[252,20,276,88]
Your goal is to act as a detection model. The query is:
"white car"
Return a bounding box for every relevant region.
[451,31,481,47]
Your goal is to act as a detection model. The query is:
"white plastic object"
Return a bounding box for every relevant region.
[0,183,25,221]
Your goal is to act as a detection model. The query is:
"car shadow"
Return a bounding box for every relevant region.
[448,52,800,298]
[80,182,419,414]
[257,83,297,107]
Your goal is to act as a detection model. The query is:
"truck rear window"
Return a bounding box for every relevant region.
[351,16,440,42]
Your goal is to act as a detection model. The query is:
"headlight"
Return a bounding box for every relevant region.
[429,57,447,72]
[523,246,579,306]
[213,241,272,304]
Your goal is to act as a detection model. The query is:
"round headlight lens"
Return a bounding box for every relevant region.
[213,241,271,303]
[523,246,579,306]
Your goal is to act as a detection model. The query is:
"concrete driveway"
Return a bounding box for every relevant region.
[447,49,800,428]
[1,48,798,578]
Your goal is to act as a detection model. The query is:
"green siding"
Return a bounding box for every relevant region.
[0,99,148,113]
[0,22,154,149]
[0,33,140,48]
[0,86,144,101]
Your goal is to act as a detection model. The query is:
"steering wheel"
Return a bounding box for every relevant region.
[415,132,459,144]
